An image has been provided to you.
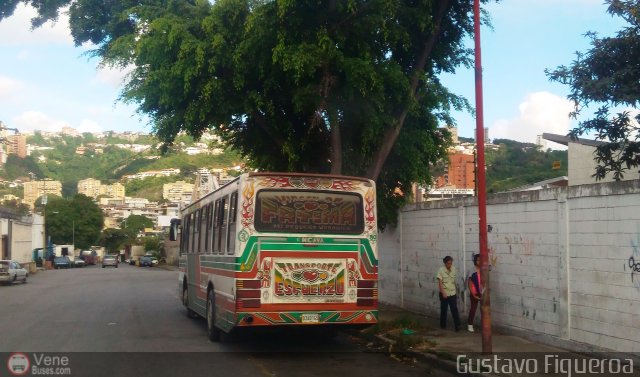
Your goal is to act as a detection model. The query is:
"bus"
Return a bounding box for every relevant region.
[170,172,378,341]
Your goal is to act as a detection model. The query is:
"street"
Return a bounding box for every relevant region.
[0,264,455,377]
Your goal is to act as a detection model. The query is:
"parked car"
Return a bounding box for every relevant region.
[0,260,28,284]
[139,256,153,267]
[53,256,72,269]
[150,257,158,266]
[81,251,96,265]
[73,259,86,268]
[102,255,119,268]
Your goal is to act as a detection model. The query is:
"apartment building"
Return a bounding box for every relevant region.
[23,180,62,207]
[78,178,102,198]
[102,183,125,199]
[78,179,126,200]
[435,152,476,190]
[163,181,194,204]
[7,134,27,158]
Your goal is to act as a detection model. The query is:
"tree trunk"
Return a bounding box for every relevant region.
[329,111,342,175]
[365,0,452,181]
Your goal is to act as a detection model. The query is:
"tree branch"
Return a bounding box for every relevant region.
[328,108,342,174]
[365,0,452,180]
[251,110,285,149]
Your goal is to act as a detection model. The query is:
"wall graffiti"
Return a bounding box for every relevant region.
[488,246,498,266]
[627,234,640,290]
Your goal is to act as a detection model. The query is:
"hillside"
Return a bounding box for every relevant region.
[485,139,568,193]
[0,132,568,200]
[0,132,244,198]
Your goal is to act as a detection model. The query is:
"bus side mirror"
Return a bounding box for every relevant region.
[169,218,181,241]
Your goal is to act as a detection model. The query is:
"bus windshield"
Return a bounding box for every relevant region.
[254,190,364,234]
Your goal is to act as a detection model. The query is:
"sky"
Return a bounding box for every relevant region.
[0,1,628,147]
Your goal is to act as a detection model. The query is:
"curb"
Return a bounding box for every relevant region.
[372,334,484,377]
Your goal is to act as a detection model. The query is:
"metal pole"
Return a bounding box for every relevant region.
[42,192,48,266]
[473,0,492,354]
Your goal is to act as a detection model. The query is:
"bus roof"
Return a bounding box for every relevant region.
[247,172,373,183]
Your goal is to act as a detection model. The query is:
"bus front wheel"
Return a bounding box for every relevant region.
[206,289,222,342]
[183,284,197,319]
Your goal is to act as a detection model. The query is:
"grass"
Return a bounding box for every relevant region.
[360,314,436,352]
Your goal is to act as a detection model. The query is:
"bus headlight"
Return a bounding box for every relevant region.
[348,289,356,300]
[262,290,269,301]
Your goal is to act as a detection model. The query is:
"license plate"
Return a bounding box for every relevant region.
[301,313,319,323]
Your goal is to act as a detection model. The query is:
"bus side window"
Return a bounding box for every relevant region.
[181,215,190,255]
[193,210,200,254]
[213,199,221,254]
[200,207,208,254]
[227,192,238,254]
[205,203,213,254]
[219,196,228,254]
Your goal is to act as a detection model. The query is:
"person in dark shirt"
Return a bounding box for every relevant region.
[467,254,482,332]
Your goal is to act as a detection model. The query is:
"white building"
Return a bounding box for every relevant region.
[543,133,640,186]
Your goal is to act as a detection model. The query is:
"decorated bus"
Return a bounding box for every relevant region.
[170,172,378,341]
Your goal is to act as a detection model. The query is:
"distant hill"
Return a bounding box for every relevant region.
[486,139,567,193]
[0,132,244,199]
[0,132,568,200]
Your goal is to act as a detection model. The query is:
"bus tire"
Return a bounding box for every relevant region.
[183,284,197,319]
[206,289,222,342]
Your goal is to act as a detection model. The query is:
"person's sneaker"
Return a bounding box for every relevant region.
[467,325,474,332]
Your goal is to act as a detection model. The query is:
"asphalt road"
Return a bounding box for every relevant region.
[0,264,455,377]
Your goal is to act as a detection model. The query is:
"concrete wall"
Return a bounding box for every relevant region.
[379,180,640,353]
[11,221,33,264]
[569,143,640,186]
[0,218,36,264]
[31,214,44,255]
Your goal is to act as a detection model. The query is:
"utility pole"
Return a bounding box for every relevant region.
[474,0,492,354]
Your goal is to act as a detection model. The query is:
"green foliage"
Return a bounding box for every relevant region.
[486,140,568,193]
[115,150,240,178]
[1,155,43,180]
[36,143,136,187]
[124,176,184,201]
[27,131,51,146]
[100,228,132,253]
[45,194,104,249]
[142,236,160,252]
[6,132,241,199]
[0,200,30,217]
[0,182,22,195]
[0,0,494,228]
[546,0,640,180]
[121,214,154,235]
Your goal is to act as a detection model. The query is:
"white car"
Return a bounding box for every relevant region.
[73,259,86,268]
[0,260,28,285]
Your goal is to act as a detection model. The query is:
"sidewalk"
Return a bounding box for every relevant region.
[360,303,640,376]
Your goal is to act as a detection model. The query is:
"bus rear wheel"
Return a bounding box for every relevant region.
[206,289,222,342]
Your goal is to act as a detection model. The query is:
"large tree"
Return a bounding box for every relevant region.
[121,214,154,235]
[547,0,640,181]
[100,228,133,253]
[45,194,104,249]
[2,0,491,226]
